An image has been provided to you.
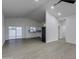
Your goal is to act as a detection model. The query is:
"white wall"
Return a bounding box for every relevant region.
[46,11,58,43]
[65,15,76,44]
[5,18,42,40]
[2,15,6,46]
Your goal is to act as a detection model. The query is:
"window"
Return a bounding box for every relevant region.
[29,27,36,32]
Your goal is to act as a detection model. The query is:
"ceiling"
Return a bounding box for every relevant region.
[46,1,76,19]
[2,0,76,21]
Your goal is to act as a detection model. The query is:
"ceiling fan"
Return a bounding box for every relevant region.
[54,0,76,6]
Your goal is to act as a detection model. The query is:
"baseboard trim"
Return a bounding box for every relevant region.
[2,40,6,47]
[46,39,58,43]
[7,37,42,40]
[66,41,76,45]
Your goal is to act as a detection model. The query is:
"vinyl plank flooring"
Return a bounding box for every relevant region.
[2,38,76,59]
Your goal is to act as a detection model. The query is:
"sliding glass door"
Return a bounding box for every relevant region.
[16,27,22,38]
[8,26,16,39]
[8,26,22,39]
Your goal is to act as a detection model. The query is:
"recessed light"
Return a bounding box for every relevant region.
[34,0,39,2]
[51,6,54,9]
[58,12,61,16]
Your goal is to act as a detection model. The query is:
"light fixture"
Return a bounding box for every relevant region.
[51,6,55,9]
[50,0,75,10]
[58,12,62,16]
[34,0,39,2]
